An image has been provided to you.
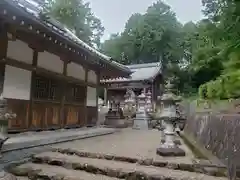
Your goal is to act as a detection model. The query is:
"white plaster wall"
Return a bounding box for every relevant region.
[7,40,33,64]
[87,87,97,107]
[67,62,85,80]
[88,70,97,84]
[38,51,63,74]
[3,65,31,100]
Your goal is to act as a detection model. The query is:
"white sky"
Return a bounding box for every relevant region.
[86,0,204,41]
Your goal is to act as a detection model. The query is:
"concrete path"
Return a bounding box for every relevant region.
[53,128,195,164]
[8,129,227,179]
[3,127,116,152]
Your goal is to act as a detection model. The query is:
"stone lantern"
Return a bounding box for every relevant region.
[155,82,185,157]
[133,90,150,129]
[105,97,126,128]
[124,89,136,112]
[146,90,152,112]
[0,95,16,151]
[0,95,17,180]
[123,90,136,127]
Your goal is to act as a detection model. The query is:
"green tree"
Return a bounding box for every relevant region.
[101,1,184,71]
[42,0,104,47]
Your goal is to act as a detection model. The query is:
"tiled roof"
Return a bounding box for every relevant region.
[101,62,162,83]
[1,0,130,74]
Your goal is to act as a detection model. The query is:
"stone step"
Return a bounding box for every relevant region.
[52,148,227,176]
[28,151,228,180]
[11,163,119,180]
[16,177,30,180]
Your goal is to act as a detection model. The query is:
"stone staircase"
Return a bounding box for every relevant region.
[8,148,228,180]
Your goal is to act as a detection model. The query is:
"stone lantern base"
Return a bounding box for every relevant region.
[160,139,181,145]
[156,120,185,157]
[133,111,150,130]
[156,146,186,157]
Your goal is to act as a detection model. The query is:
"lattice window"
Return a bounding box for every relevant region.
[34,75,60,101]
[65,83,85,104]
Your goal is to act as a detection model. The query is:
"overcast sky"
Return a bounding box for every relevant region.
[86,0,204,41]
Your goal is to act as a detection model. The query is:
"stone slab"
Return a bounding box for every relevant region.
[156,147,186,157]
[2,128,117,153]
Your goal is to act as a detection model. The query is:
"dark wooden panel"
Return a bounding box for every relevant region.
[63,104,85,127]
[44,104,61,128]
[86,106,97,126]
[31,101,61,130]
[31,102,45,129]
[7,99,29,131]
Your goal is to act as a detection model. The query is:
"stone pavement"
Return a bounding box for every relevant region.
[3,127,116,152]
[7,129,228,180]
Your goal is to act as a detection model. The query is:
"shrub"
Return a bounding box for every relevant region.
[199,84,208,99]
[199,70,240,100]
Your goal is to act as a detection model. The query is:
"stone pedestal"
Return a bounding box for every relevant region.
[156,146,185,156]
[132,91,149,130]
[156,119,185,156]
[133,111,150,130]
[105,110,127,128]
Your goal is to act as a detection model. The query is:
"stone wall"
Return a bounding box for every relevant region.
[184,111,240,166]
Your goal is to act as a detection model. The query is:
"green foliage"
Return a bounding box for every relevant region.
[101,1,184,68]
[43,0,240,99]
[199,70,240,99]
[42,0,104,47]
[199,84,208,99]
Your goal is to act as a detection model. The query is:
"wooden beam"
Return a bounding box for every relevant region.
[0,57,98,88]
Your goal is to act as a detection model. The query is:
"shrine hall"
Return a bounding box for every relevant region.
[100,62,163,106]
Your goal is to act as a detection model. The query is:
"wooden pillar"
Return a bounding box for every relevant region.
[0,23,8,60]
[104,88,107,105]
[0,23,7,97]
[96,71,100,126]
[151,82,155,103]
[83,68,89,126]
[28,50,38,129]
[60,59,68,128]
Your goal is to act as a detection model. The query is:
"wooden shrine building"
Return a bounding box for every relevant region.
[0,0,131,132]
[101,62,162,105]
